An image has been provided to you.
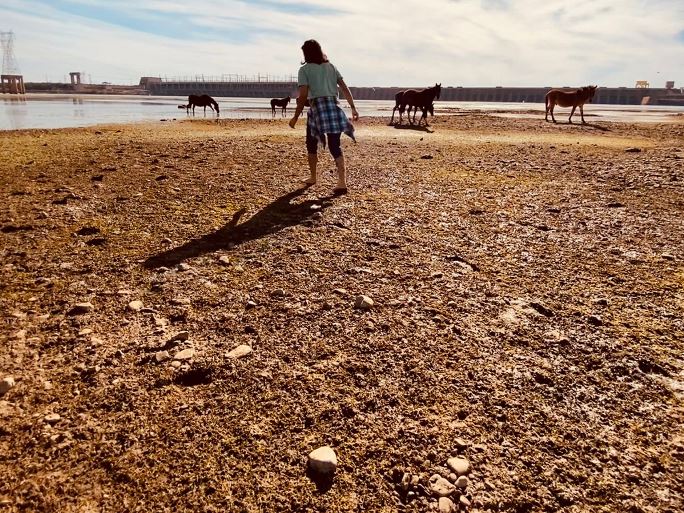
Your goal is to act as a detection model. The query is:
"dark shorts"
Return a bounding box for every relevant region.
[306,125,342,159]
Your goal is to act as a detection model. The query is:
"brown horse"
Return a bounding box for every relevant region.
[390,84,441,126]
[185,94,220,115]
[545,85,597,124]
[270,96,291,117]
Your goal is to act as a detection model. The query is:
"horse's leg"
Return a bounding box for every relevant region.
[568,105,576,124]
[580,104,586,124]
[550,104,556,123]
[544,97,549,121]
[390,106,396,125]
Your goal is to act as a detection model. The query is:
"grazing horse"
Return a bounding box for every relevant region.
[270,96,291,117]
[391,84,441,125]
[185,94,220,115]
[545,85,597,124]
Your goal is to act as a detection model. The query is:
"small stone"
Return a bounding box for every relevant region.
[308,446,337,474]
[448,473,458,483]
[354,295,374,310]
[587,315,603,326]
[218,256,231,266]
[438,497,456,513]
[624,147,641,153]
[227,344,253,359]
[155,351,171,363]
[171,297,191,305]
[454,438,469,449]
[233,265,244,272]
[272,288,286,297]
[592,298,609,307]
[459,495,471,508]
[429,474,456,497]
[455,476,469,488]
[312,212,323,220]
[170,361,181,369]
[177,263,190,271]
[68,302,93,315]
[174,348,195,361]
[44,413,61,424]
[333,288,347,295]
[662,253,675,261]
[447,457,470,476]
[169,331,189,342]
[77,328,93,336]
[245,300,257,309]
[0,377,16,395]
[127,300,144,312]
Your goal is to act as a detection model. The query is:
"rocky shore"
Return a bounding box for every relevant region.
[1,115,683,512]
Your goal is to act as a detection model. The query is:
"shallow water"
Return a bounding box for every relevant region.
[1,93,682,130]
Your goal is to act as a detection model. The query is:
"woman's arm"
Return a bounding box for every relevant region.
[338,78,359,120]
[289,85,309,128]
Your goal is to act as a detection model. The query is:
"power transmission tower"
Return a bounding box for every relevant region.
[1,31,21,75]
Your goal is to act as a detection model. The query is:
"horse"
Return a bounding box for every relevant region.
[270,96,291,117]
[185,94,220,115]
[545,85,597,124]
[391,84,441,125]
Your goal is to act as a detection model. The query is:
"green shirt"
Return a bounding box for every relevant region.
[297,62,342,99]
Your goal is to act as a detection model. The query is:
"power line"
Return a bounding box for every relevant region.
[1,31,21,75]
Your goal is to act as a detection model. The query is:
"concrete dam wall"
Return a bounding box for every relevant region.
[147,80,670,106]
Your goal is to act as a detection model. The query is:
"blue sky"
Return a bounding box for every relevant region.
[1,0,683,87]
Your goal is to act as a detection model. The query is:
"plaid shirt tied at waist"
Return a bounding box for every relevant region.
[306,96,356,147]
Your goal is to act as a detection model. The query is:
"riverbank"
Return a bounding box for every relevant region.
[1,116,683,512]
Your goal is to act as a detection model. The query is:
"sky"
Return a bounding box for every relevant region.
[1,0,683,88]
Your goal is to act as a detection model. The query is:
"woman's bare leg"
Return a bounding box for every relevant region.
[334,156,347,190]
[303,153,317,185]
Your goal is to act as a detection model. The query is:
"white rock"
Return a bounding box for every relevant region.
[354,295,374,309]
[447,457,471,476]
[170,361,181,369]
[308,446,337,474]
[246,300,257,309]
[155,351,171,363]
[459,495,471,508]
[218,256,231,266]
[127,300,144,312]
[272,288,286,297]
[78,328,93,336]
[177,263,190,271]
[429,474,456,497]
[438,497,456,513]
[455,476,469,488]
[0,377,16,395]
[174,348,195,361]
[227,344,253,359]
[44,413,61,424]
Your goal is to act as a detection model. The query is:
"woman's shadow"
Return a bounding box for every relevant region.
[144,186,334,269]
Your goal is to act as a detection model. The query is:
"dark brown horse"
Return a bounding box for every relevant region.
[185,94,220,115]
[545,85,597,124]
[390,83,441,125]
[270,96,291,117]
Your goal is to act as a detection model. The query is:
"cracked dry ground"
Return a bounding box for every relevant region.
[1,115,683,513]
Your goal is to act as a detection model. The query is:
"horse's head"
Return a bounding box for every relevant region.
[287,95,291,103]
[587,85,598,102]
[434,83,442,99]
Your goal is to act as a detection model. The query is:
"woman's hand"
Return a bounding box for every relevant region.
[289,116,298,128]
[351,107,359,121]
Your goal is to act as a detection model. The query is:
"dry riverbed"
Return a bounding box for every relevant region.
[1,115,683,512]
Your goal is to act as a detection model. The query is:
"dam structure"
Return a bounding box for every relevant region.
[144,76,681,106]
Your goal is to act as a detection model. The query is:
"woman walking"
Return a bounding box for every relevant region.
[289,39,359,195]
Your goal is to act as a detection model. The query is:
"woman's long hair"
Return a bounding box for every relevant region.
[301,40,327,65]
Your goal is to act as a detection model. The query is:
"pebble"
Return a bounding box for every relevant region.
[127,300,144,312]
[169,331,190,342]
[170,361,181,369]
[308,446,337,474]
[312,212,323,220]
[171,297,191,305]
[624,147,641,153]
[354,295,374,310]
[0,377,16,395]
[78,328,93,336]
[227,344,253,359]
[587,315,603,326]
[68,302,94,315]
[174,348,195,361]
[44,413,61,424]
[455,476,469,488]
[459,495,471,508]
[155,351,171,363]
[447,457,471,476]
[177,263,190,271]
[429,474,456,497]
[272,288,286,297]
[218,256,231,266]
[438,497,456,513]
[454,438,469,449]
[246,300,257,309]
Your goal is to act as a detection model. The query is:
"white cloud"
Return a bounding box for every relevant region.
[1,0,683,87]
